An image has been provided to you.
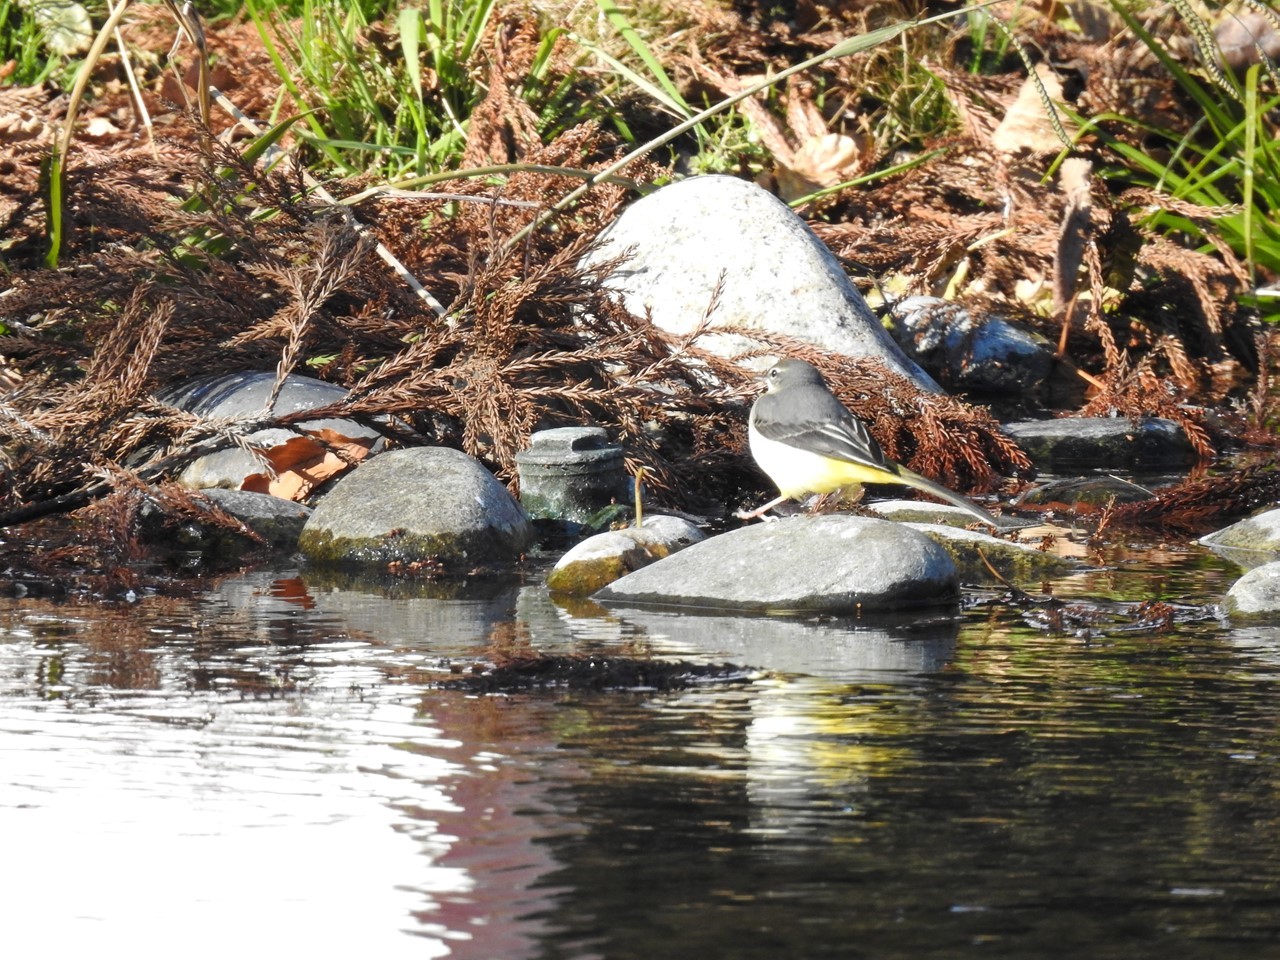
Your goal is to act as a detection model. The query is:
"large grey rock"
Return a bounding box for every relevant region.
[546,515,706,596]
[162,372,383,490]
[1003,417,1195,470]
[582,175,940,392]
[594,514,958,614]
[298,447,532,567]
[1201,509,1280,569]
[1224,560,1280,618]
[890,296,1054,395]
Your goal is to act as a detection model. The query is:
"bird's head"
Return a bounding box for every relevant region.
[763,358,826,393]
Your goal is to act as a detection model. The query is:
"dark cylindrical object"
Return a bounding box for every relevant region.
[516,427,630,523]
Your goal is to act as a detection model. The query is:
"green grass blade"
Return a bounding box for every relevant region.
[399,8,423,98]
[1242,65,1259,281]
[593,0,691,117]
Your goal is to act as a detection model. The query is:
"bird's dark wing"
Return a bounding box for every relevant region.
[753,386,898,474]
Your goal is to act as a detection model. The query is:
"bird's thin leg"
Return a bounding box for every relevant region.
[734,494,789,521]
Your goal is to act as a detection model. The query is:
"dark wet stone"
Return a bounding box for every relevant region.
[594,514,958,615]
[1003,417,1195,470]
[189,488,311,549]
[890,296,1054,395]
[298,447,532,568]
[198,489,312,545]
[139,489,312,561]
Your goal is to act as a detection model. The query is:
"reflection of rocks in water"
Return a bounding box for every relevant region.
[503,616,957,958]
[297,568,524,657]
[437,654,754,693]
[600,609,957,837]
[517,583,636,653]
[598,605,958,679]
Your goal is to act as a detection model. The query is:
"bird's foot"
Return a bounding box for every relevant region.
[734,494,790,522]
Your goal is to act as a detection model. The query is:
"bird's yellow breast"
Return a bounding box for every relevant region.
[748,424,896,499]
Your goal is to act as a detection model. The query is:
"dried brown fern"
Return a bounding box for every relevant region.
[1107,461,1280,532]
[1076,350,1216,460]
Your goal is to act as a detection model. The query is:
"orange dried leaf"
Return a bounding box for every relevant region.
[241,430,375,501]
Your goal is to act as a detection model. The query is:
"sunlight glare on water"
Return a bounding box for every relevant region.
[3,550,1280,958]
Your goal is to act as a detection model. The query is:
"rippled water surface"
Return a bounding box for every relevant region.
[4,546,1280,958]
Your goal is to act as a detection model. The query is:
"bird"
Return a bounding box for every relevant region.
[736,358,999,527]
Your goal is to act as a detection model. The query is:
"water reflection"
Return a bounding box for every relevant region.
[3,548,1280,957]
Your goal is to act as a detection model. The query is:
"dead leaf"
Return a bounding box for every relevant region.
[84,116,120,138]
[1053,157,1093,314]
[991,64,1072,156]
[776,131,873,203]
[241,429,375,501]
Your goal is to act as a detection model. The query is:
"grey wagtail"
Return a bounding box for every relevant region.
[736,358,999,526]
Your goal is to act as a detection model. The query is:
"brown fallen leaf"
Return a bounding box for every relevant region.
[241,429,376,501]
[991,63,1073,157]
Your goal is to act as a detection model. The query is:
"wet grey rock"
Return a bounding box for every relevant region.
[865,498,1005,529]
[1200,509,1280,570]
[903,522,1082,585]
[889,296,1054,395]
[546,515,706,596]
[1003,417,1195,470]
[298,447,532,567]
[194,488,312,548]
[1012,476,1155,508]
[1224,560,1280,618]
[581,175,940,392]
[516,426,631,524]
[162,371,383,490]
[594,514,958,614]
[139,489,312,560]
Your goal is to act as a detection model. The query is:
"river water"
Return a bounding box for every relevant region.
[3,544,1280,958]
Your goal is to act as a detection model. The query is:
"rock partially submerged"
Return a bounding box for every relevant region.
[1012,476,1155,509]
[904,522,1081,585]
[581,174,940,392]
[297,447,532,568]
[1201,509,1280,569]
[1224,560,1280,618]
[546,515,706,596]
[140,488,313,561]
[1003,417,1195,470]
[594,514,958,615]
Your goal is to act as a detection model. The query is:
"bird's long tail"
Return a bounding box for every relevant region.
[897,467,999,528]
